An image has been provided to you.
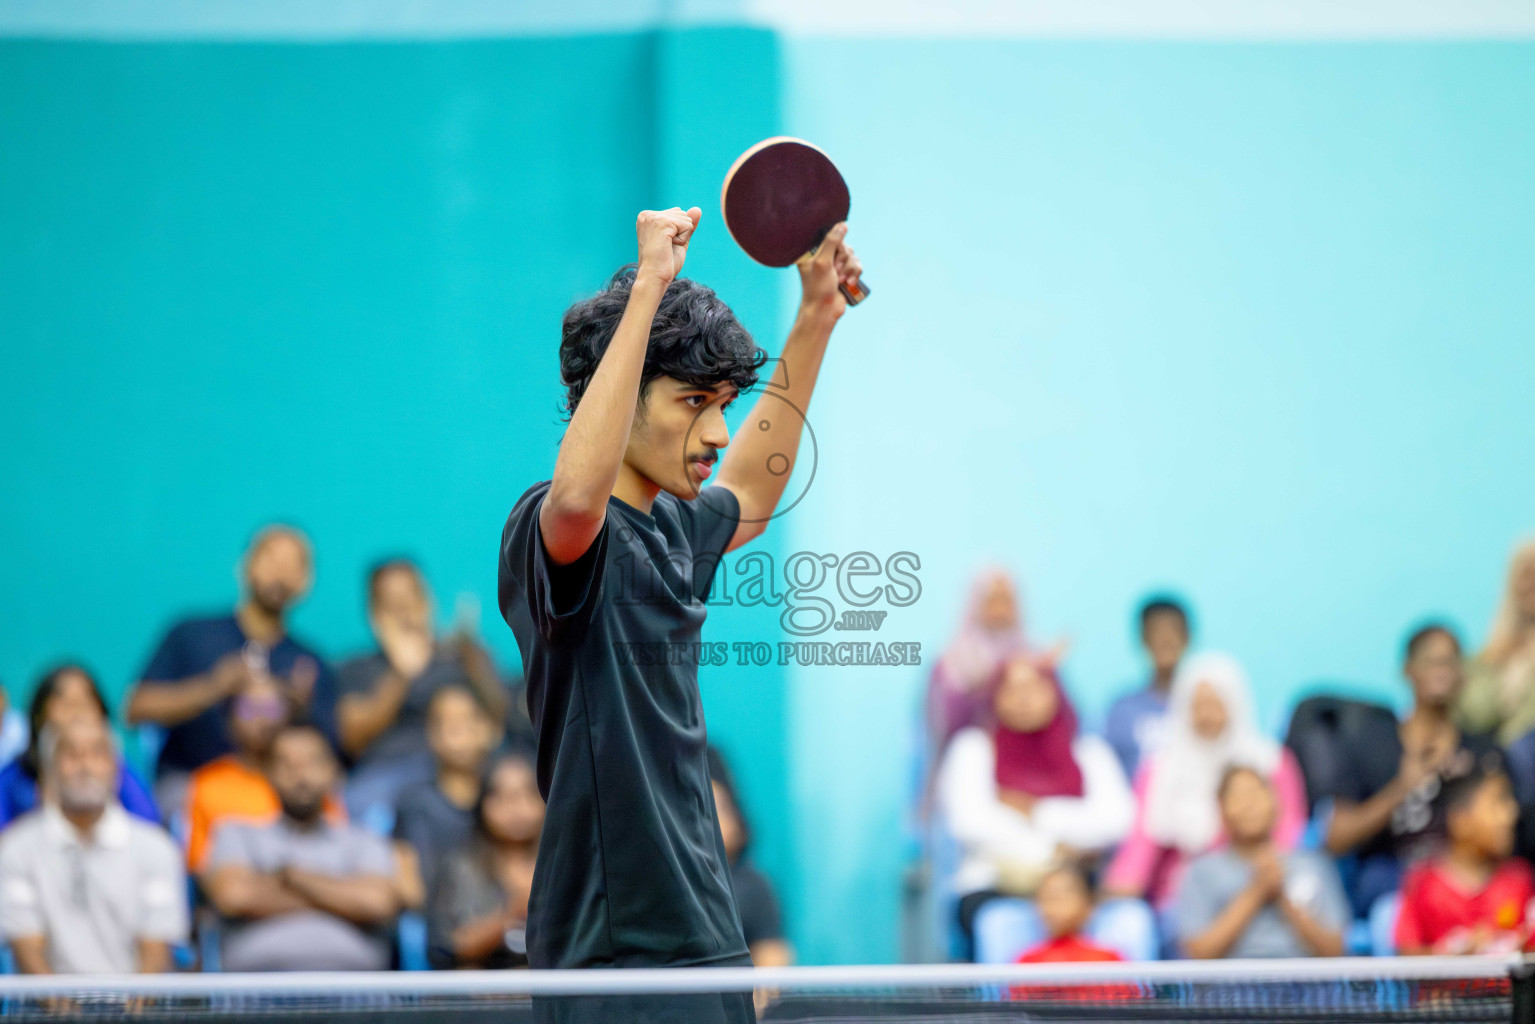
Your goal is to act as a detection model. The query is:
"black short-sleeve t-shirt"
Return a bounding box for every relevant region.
[497,481,749,969]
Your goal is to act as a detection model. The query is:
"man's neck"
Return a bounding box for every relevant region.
[437,768,481,810]
[282,813,325,832]
[1150,668,1175,694]
[60,804,106,838]
[611,464,660,515]
[1404,702,1452,732]
[236,602,285,645]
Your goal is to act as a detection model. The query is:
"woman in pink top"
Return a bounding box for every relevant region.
[1104,652,1306,910]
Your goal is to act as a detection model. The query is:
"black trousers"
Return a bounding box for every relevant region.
[532,954,756,1024]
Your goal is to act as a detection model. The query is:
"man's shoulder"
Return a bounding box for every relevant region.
[506,481,555,531]
[126,816,181,858]
[164,613,239,644]
[0,810,47,853]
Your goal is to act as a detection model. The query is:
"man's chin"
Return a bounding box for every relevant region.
[660,478,703,501]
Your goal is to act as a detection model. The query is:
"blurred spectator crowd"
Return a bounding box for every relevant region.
[923,538,1535,965]
[0,525,787,975]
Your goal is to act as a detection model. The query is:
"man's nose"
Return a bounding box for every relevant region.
[699,408,730,450]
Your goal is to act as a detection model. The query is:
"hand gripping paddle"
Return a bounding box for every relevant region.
[721,136,870,306]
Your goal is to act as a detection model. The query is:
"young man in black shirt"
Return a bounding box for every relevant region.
[499,207,859,1019]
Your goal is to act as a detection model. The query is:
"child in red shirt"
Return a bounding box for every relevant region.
[1012,865,1132,1004]
[1017,864,1124,964]
[1396,760,1535,955]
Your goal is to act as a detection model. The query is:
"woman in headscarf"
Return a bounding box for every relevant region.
[1459,539,1535,745]
[928,568,1066,754]
[1103,652,1306,912]
[938,655,1136,959]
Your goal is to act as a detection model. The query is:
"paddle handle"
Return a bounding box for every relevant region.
[796,247,870,308]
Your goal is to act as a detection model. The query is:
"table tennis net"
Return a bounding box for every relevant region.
[0,957,1529,1023]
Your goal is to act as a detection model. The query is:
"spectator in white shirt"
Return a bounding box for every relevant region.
[0,718,188,974]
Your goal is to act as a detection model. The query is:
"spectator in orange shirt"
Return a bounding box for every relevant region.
[184,671,338,874]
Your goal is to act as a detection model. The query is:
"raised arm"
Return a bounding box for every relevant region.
[539,208,701,566]
[716,224,862,551]
[126,652,247,727]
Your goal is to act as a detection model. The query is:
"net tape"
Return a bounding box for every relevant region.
[0,956,1526,1023]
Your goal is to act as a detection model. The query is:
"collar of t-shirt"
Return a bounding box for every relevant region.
[42,802,131,850]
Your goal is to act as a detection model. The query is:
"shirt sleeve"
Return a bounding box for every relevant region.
[735,867,784,946]
[1032,736,1135,854]
[1173,856,1223,949]
[353,831,396,876]
[137,831,191,944]
[498,483,610,644]
[206,822,253,872]
[0,832,43,939]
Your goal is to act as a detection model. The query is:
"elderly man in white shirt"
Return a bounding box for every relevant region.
[0,717,188,974]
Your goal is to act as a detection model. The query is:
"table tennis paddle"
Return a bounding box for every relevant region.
[721,136,870,307]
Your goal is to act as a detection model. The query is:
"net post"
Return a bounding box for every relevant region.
[1511,957,1535,1024]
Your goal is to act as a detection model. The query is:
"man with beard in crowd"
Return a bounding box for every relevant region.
[127,525,339,817]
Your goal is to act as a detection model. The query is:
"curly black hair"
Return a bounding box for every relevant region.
[559,265,767,420]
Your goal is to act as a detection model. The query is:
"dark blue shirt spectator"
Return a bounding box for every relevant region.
[136,614,337,776]
[127,527,337,789]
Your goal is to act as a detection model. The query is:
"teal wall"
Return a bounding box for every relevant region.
[4,29,1534,968]
[782,39,1535,964]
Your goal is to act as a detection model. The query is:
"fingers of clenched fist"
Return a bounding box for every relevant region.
[636,207,702,284]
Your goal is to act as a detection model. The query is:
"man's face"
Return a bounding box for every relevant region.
[624,378,736,500]
[246,531,312,616]
[1220,768,1277,845]
[53,720,118,816]
[1406,631,1463,710]
[269,728,336,823]
[1142,612,1188,675]
[371,567,431,637]
[427,689,495,775]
